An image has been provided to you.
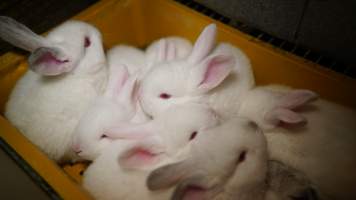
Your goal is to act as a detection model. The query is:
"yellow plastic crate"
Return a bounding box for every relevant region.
[0,0,355,199]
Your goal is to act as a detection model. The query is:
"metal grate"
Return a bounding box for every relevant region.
[174,0,355,79]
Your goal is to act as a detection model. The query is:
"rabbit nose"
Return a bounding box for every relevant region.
[75,150,82,155]
[72,144,82,154]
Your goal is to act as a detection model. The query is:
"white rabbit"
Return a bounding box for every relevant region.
[74,40,191,161]
[71,65,138,161]
[238,85,356,200]
[106,44,150,123]
[146,117,268,200]
[82,103,219,200]
[139,23,255,118]
[1,16,107,162]
[72,46,151,161]
[147,118,320,200]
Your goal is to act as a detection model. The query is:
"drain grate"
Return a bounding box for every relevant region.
[174,0,355,79]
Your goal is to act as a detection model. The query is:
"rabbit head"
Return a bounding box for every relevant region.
[103,103,220,170]
[0,16,105,76]
[72,65,138,161]
[146,118,268,200]
[139,24,237,117]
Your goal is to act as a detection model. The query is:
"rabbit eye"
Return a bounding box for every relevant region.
[236,151,247,165]
[84,37,91,48]
[159,93,171,99]
[189,131,198,141]
[100,134,108,139]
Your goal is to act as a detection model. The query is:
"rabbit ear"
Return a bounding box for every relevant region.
[189,54,234,94]
[265,108,307,127]
[148,161,220,200]
[172,177,210,200]
[116,75,139,105]
[264,90,318,128]
[277,90,318,110]
[28,47,71,75]
[147,161,192,190]
[118,137,165,170]
[157,39,177,62]
[147,158,213,191]
[104,121,154,140]
[0,16,49,52]
[105,64,139,105]
[188,24,217,64]
[105,64,129,97]
[148,38,178,65]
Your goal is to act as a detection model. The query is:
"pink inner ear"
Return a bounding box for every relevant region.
[198,55,233,90]
[158,39,168,62]
[29,47,71,75]
[117,71,129,94]
[107,66,129,97]
[280,90,318,109]
[134,149,156,161]
[266,108,307,128]
[34,51,68,65]
[119,147,160,169]
[279,110,305,124]
[132,82,140,102]
[182,186,206,200]
[166,41,177,61]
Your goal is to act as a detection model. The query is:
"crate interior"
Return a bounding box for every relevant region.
[0,0,355,199]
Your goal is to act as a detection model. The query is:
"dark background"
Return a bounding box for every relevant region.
[0,0,98,55]
[0,0,355,77]
[197,0,356,69]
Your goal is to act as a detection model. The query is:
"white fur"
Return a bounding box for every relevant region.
[217,120,268,200]
[73,39,192,161]
[72,45,150,161]
[71,77,137,161]
[147,117,269,200]
[107,37,192,81]
[83,140,174,200]
[106,44,149,123]
[238,85,356,200]
[82,104,219,200]
[139,24,254,118]
[148,118,320,200]
[145,36,192,68]
[107,45,146,75]
[3,19,107,162]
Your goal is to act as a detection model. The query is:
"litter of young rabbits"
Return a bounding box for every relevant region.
[1,15,356,200]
